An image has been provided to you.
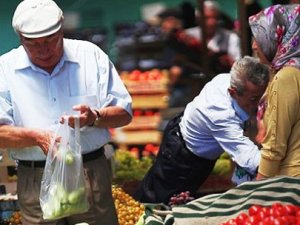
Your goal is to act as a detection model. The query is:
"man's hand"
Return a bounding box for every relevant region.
[34,130,59,155]
[64,104,97,128]
[256,172,268,180]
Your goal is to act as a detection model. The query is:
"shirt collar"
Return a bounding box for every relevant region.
[14,46,33,70]
[232,99,249,122]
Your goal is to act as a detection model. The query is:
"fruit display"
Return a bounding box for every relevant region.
[112,185,145,225]
[126,144,159,158]
[121,69,167,82]
[113,149,153,182]
[120,69,169,94]
[0,211,22,225]
[123,109,161,131]
[221,203,300,225]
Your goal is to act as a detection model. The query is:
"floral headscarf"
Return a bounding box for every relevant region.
[249,4,300,71]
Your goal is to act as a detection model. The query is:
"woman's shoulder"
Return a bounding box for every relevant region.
[276,66,300,79]
[272,66,300,89]
[278,66,300,75]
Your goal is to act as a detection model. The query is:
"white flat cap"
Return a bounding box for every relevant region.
[12,0,63,38]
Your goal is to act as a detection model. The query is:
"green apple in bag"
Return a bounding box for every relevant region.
[65,152,75,165]
[57,144,75,165]
[68,187,85,204]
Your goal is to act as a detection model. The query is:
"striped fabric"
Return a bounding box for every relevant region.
[142,176,300,225]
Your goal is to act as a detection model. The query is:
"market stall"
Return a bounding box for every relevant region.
[140,176,300,225]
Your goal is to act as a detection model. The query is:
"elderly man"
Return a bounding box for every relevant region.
[134,56,269,204]
[0,0,132,224]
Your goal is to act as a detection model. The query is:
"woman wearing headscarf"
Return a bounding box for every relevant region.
[249,4,300,179]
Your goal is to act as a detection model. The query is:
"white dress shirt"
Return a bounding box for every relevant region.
[179,73,259,175]
[0,38,132,160]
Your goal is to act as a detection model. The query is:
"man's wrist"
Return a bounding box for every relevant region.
[89,109,101,127]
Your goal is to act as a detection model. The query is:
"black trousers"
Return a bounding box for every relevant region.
[134,112,216,204]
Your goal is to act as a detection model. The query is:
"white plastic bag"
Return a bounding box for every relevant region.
[40,116,89,220]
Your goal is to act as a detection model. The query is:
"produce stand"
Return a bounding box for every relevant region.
[0,194,20,225]
[138,176,300,225]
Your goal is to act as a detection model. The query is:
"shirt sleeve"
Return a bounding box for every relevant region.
[0,62,14,125]
[95,48,132,116]
[259,68,300,177]
[210,118,260,175]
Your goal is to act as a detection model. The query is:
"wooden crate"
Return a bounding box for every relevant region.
[121,70,169,94]
[123,80,169,94]
[132,94,169,109]
[122,115,161,130]
[112,130,162,146]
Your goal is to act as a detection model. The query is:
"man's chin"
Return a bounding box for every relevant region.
[36,59,56,67]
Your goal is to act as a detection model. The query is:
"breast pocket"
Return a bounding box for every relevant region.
[60,95,98,115]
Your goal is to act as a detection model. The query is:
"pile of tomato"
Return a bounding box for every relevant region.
[220,203,300,225]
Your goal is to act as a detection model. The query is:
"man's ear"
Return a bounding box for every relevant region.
[228,87,236,97]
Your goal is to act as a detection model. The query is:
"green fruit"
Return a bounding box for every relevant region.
[68,187,85,204]
[220,152,230,159]
[65,152,75,165]
[212,159,232,176]
[48,197,63,219]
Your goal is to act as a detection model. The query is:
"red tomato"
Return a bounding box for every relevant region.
[246,215,260,224]
[261,206,270,217]
[138,73,148,81]
[133,109,142,117]
[248,205,263,216]
[284,204,297,216]
[272,206,287,217]
[256,210,268,221]
[144,144,155,152]
[235,212,248,224]
[272,202,283,209]
[144,110,154,116]
[131,69,142,76]
[281,215,296,224]
[273,217,284,225]
[257,221,271,225]
[296,210,300,217]
[226,219,238,225]
[263,216,275,224]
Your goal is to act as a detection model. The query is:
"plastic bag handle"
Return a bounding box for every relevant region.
[74,116,81,152]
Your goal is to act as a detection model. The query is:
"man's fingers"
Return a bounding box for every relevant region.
[73,104,89,113]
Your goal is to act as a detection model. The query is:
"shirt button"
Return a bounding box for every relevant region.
[53,97,56,102]
[273,91,277,95]
[54,120,59,124]
[272,106,276,110]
